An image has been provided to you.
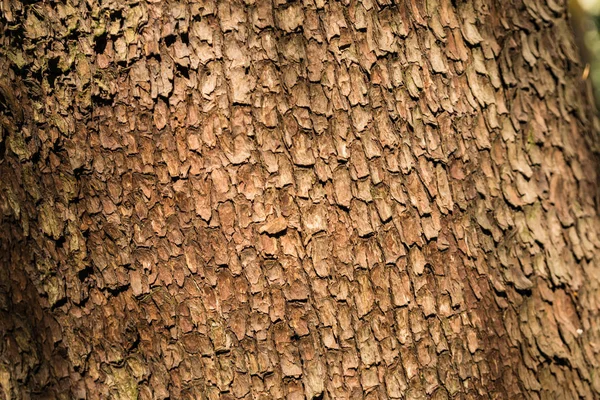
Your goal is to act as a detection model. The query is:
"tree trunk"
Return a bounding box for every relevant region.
[1,0,600,398]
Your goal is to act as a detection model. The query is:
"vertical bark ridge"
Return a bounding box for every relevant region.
[1,0,600,399]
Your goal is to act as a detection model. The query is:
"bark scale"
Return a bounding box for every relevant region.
[1,0,600,399]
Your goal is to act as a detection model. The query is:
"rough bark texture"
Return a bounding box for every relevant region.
[1,0,600,398]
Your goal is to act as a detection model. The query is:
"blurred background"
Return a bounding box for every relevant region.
[571,0,600,105]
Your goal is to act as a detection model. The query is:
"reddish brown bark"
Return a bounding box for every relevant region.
[1,0,600,399]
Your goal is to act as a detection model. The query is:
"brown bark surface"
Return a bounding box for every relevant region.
[2,0,600,398]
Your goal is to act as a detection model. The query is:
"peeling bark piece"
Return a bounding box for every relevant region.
[460,3,483,45]
[290,132,316,167]
[406,172,432,216]
[154,99,168,130]
[379,228,406,265]
[259,216,288,235]
[332,167,353,208]
[524,202,549,245]
[39,201,64,240]
[350,199,374,238]
[409,246,427,275]
[302,204,328,236]
[433,169,451,209]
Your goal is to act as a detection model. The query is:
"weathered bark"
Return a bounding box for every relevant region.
[1,0,600,398]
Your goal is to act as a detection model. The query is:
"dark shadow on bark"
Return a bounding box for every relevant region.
[0,225,75,399]
[0,73,77,398]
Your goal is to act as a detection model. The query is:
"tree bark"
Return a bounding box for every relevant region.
[1,0,600,398]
